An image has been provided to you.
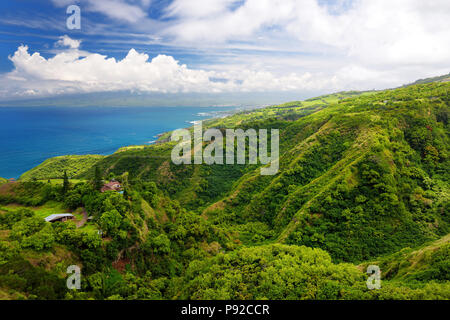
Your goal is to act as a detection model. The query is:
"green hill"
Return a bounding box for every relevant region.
[21,81,449,263]
[360,234,450,284]
[4,79,448,300]
[38,81,448,262]
[178,241,450,300]
[406,73,450,86]
[20,155,105,180]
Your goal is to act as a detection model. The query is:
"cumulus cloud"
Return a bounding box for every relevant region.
[56,35,82,49]
[163,0,450,76]
[1,37,341,98]
[1,0,449,99]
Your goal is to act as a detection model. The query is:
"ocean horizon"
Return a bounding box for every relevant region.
[0,106,238,179]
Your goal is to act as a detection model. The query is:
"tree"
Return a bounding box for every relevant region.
[93,166,103,191]
[99,209,122,235]
[62,170,70,195]
[64,190,82,209]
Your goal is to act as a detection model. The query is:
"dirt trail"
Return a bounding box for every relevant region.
[76,208,88,228]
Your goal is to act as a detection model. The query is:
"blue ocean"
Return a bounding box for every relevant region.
[0,106,237,179]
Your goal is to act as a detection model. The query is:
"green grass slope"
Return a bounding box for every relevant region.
[22,82,449,264]
[24,82,450,262]
[407,73,450,86]
[360,234,449,284]
[204,82,449,263]
[1,79,449,300]
[20,155,105,181]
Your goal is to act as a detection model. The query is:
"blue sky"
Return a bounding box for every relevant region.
[0,0,449,103]
[0,0,169,72]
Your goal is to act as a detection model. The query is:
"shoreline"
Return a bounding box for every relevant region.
[5,106,252,180]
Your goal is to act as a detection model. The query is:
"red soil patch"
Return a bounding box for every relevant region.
[0,183,15,196]
[112,257,131,273]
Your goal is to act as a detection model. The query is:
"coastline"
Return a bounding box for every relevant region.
[3,106,249,180]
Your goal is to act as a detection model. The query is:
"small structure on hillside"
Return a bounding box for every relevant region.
[45,213,74,223]
[101,181,122,193]
[8,178,16,183]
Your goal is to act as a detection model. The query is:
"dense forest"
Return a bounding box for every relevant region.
[0,80,448,300]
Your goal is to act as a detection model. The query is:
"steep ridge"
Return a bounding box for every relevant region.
[6,80,447,300]
[19,82,449,264]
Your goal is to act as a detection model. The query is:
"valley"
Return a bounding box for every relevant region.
[0,80,448,300]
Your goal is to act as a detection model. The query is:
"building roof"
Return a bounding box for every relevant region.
[44,213,74,222]
[101,181,122,192]
[105,181,120,187]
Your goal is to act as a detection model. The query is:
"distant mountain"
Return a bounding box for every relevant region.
[405,73,450,86]
[0,90,319,108]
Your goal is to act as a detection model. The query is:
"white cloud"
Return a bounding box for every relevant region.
[163,0,450,78]
[51,0,147,23]
[164,0,236,20]
[2,0,450,100]
[1,37,341,98]
[164,0,450,63]
[56,35,82,49]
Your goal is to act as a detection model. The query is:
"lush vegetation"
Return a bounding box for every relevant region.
[20,155,105,180]
[1,80,449,300]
